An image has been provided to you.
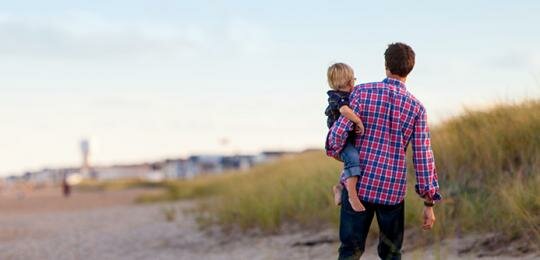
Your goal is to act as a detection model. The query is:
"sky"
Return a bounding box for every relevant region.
[1,0,539,176]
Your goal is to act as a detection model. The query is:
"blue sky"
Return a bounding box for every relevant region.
[1,1,539,175]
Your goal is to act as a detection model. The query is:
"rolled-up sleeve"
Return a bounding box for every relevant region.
[412,108,442,201]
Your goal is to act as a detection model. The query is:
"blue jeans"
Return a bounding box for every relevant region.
[338,188,404,260]
[340,140,361,180]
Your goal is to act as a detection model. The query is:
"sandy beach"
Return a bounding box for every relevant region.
[0,187,341,260]
[0,187,537,260]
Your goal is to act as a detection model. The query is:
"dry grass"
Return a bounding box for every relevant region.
[429,100,540,241]
[136,100,540,247]
[138,153,341,232]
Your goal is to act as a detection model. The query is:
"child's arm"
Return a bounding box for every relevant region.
[339,105,365,135]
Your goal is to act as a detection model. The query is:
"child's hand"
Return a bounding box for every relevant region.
[355,123,365,135]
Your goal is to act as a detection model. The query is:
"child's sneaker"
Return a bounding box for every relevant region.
[332,184,342,206]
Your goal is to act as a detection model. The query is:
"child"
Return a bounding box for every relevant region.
[325,63,365,212]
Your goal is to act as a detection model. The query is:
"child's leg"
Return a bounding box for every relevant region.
[340,141,361,180]
[344,176,365,212]
[340,140,365,212]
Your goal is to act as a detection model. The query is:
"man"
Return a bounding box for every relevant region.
[326,42,442,260]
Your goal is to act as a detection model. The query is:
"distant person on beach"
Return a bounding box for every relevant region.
[62,175,71,197]
[326,42,442,259]
[324,63,366,212]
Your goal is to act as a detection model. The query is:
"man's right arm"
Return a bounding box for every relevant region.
[339,105,364,135]
[326,115,353,158]
[326,90,360,158]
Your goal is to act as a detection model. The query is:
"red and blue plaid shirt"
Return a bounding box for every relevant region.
[326,78,442,205]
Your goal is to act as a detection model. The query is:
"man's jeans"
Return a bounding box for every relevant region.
[338,188,404,260]
[340,139,361,179]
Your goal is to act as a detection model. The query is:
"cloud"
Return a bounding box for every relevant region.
[487,51,536,70]
[223,19,270,55]
[0,12,271,62]
[0,12,200,61]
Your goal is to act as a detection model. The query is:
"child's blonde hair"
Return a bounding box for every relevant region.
[327,63,354,91]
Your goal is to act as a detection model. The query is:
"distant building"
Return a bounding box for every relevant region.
[221,155,254,171]
[80,139,95,178]
[162,159,197,179]
[189,155,224,174]
[161,155,256,180]
[9,149,294,184]
[93,164,157,181]
[254,150,290,163]
[18,168,78,186]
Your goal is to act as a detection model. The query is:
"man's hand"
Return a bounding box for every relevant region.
[422,206,436,230]
[354,123,365,135]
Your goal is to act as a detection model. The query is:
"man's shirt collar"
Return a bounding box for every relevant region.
[382,77,407,90]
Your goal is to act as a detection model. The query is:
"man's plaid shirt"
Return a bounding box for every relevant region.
[326,78,442,205]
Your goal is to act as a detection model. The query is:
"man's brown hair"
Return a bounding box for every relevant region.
[384,42,415,77]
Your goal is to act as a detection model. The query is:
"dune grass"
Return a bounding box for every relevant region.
[137,153,341,231]
[429,100,540,240]
[136,100,539,246]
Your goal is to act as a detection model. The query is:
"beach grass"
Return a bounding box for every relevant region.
[136,100,540,245]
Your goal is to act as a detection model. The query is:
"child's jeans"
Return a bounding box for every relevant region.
[340,138,361,180]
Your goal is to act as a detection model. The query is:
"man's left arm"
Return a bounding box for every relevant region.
[411,108,442,230]
[411,108,442,202]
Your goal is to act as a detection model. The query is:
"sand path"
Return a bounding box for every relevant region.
[0,187,536,260]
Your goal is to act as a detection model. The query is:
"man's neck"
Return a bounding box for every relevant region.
[387,74,407,83]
